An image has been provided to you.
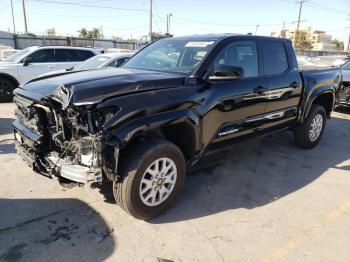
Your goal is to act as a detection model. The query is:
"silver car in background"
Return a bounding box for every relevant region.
[38,52,134,77]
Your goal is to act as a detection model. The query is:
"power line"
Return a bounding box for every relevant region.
[29,0,147,12]
[306,1,349,16]
[27,11,145,18]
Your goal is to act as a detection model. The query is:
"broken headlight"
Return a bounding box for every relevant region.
[79,136,95,166]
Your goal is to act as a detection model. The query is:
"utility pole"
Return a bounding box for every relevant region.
[10,0,16,34]
[347,16,350,51]
[22,0,28,33]
[149,0,153,42]
[294,0,306,48]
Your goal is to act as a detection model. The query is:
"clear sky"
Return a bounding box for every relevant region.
[0,0,349,44]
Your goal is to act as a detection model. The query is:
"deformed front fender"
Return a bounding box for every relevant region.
[108,109,201,151]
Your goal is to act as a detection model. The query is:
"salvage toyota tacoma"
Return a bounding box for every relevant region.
[13,34,341,220]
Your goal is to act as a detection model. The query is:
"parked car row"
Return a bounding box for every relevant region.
[297,55,349,70]
[0,46,135,102]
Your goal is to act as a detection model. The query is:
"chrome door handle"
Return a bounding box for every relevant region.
[254,86,267,94]
[290,81,299,88]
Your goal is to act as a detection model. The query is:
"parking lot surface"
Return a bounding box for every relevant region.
[1,102,350,262]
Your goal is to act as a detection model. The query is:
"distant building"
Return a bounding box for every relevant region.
[46,28,56,37]
[271,27,337,51]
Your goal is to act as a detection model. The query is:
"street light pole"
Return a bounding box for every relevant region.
[22,0,28,33]
[149,0,153,42]
[10,0,16,34]
[255,25,259,35]
[167,13,172,34]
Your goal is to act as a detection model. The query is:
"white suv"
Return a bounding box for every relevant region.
[0,46,101,102]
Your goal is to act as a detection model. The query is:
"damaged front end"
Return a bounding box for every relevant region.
[13,85,120,185]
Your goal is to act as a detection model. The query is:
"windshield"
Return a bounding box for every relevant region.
[74,55,110,71]
[4,47,32,62]
[123,38,217,74]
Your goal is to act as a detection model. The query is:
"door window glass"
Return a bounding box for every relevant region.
[107,58,127,68]
[29,49,55,63]
[213,41,259,78]
[55,49,95,62]
[262,42,289,75]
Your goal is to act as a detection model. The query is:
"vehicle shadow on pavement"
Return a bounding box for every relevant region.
[0,118,15,136]
[0,199,115,262]
[151,115,350,223]
[0,141,15,155]
[335,106,350,115]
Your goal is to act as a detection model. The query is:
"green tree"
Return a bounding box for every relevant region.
[332,39,344,51]
[78,27,102,39]
[78,28,88,38]
[151,32,173,42]
[298,39,313,50]
[88,28,102,39]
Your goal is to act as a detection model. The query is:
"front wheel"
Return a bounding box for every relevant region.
[293,105,326,149]
[113,139,186,220]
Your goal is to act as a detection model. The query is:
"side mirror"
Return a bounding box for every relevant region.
[23,57,32,66]
[209,65,244,81]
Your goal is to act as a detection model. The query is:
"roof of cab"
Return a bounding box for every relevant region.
[169,33,292,43]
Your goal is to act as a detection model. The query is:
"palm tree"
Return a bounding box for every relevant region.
[78,28,88,38]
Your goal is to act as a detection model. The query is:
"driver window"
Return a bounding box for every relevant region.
[29,49,55,63]
[214,41,259,78]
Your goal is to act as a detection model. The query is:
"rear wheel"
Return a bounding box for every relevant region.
[293,105,326,149]
[113,139,186,220]
[0,77,16,102]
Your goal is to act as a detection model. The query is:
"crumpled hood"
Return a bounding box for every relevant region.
[14,68,186,106]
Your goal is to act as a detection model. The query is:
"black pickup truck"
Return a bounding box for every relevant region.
[13,34,341,220]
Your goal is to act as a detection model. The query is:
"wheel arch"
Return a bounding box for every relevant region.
[0,73,19,87]
[108,110,201,179]
[302,90,335,121]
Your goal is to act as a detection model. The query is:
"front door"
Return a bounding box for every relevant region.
[18,49,57,84]
[199,40,268,152]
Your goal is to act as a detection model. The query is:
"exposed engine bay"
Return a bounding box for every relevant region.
[13,90,118,185]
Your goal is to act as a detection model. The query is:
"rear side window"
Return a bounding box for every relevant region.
[107,57,127,68]
[262,42,289,75]
[75,50,95,61]
[214,41,259,78]
[55,49,95,62]
[29,49,55,63]
[343,61,350,70]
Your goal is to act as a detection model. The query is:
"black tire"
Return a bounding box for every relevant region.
[113,139,186,220]
[0,77,16,102]
[293,105,326,149]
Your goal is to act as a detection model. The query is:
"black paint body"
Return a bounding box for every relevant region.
[13,34,341,175]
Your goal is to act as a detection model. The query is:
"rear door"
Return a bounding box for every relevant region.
[18,49,56,83]
[262,40,302,130]
[54,49,95,70]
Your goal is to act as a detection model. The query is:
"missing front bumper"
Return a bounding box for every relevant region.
[59,164,102,184]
